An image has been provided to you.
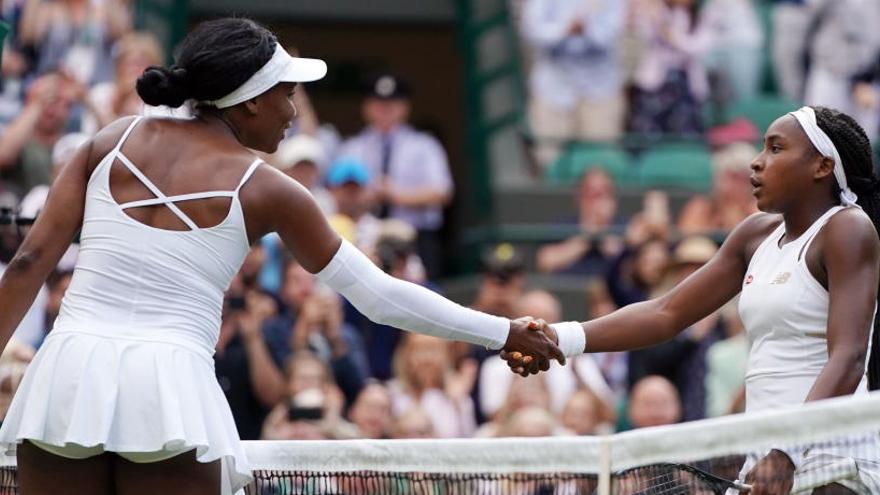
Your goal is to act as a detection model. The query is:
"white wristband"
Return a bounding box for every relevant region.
[550,321,585,358]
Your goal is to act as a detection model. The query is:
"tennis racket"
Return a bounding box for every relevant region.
[605,458,859,495]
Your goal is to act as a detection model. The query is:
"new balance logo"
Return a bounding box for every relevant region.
[771,272,791,284]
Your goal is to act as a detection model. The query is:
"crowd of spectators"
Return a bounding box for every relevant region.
[520,0,880,167]
[0,0,874,444]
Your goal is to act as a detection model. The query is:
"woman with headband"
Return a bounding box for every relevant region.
[0,18,562,495]
[515,105,880,494]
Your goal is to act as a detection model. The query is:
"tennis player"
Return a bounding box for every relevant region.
[0,18,563,495]
[512,106,880,495]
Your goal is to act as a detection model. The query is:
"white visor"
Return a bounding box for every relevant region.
[203,43,327,109]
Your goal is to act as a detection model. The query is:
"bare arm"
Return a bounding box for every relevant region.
[805,210,879,401]
[576,214,775,352]
[536,236,590,273]
[0,139,91,351]
[385,185,452,208]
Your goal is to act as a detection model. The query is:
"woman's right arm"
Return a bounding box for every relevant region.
[546,214,775,355]
[243,166,564,371]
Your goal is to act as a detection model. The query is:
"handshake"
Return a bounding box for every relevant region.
[500,317,581,377]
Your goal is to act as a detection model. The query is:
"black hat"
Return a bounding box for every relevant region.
[481,243,525,281]
[364,71,410,100]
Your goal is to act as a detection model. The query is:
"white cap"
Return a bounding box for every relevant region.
[203,43,327,109]
[273,134,326,170]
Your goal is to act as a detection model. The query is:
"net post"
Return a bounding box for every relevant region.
[598,434,612,495]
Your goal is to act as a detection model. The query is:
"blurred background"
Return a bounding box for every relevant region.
[1,0,878,442]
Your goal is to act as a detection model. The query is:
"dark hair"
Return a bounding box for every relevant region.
[813,106,880,390]
[136,18,277,108]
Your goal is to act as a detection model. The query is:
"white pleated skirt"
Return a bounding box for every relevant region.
[0,329,252,494]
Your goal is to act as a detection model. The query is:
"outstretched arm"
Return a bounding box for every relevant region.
[243,166,564,371]
[504,215,776,370]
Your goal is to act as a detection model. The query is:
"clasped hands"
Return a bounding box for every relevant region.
[500,317,565,377]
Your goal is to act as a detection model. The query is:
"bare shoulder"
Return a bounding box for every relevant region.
[237,162,316,239]
[823,207,880,257]
[724,212,782,256]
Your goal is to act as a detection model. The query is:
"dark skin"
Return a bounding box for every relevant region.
[0,82,562,494]
[505,115,880,495]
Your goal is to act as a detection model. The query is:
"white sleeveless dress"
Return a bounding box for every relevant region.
[0,117,260,494]
[735,206,880,493]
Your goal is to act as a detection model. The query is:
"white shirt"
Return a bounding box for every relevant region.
[738,207,872,412]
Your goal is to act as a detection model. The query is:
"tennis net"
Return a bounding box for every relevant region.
[1,392,878,494]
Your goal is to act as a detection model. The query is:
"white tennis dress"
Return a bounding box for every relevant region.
[0,117,258,494]
[736,206,880,493]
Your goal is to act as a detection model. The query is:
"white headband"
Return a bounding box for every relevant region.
[203,43,327,109]
[788,106,859,207]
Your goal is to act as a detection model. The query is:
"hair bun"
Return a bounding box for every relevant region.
[136,65,191,108]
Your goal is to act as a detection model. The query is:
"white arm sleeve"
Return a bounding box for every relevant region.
[316,240,510,349]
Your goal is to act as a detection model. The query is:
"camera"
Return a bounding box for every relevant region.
[287,388,325,422]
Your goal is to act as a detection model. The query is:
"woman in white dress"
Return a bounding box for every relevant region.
[508,105,880,495]
[0,18,563,495]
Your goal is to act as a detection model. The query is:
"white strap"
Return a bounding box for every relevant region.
[114,116,144,152]
[119,191,235,209]
[115,152,199,231]
[235,159,262,192]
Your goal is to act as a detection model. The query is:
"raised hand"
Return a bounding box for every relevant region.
[500,317,564,377]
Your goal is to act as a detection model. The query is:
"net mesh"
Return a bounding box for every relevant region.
[1,393,878,494]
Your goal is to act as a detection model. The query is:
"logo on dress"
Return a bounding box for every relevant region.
[771,272,791,285]
[744,274,754,285]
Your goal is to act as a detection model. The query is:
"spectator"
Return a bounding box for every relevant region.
[390,406,436,439]
[214,272,285,440]
[536,167,625,276]
[803,0,880,142]
[499,406,562,437]
[388,333,478,438]
[677,142,758,235]
[705,300,749,417]
[18,131,89,218]
[81,32,165,134]
[260,351,359,440]
[475,372,552,437]
[0,73,79,196]
[336,71,454,279]
[585,279,628,400]
[347,381,393,439]
[470,243,527,320]
[632,235,724,421]
[269,133,333,213]
[18,0,131,85]
[0,192,47,349]
[771,0,812,101]
[261,262,369,407]
[700,0,765,101]
[520,0,628,167]
[627,375,682,429]
[325,156,381,252]
[561,388,610,435]
[628,0,710,136]
[0,338,34,422]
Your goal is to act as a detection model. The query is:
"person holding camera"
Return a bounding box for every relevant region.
[215,272,286,441]
[260,351,358,441]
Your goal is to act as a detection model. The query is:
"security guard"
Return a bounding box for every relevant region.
[337,71,453,279]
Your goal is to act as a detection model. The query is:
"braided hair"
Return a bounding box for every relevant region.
[813,106,880,390]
